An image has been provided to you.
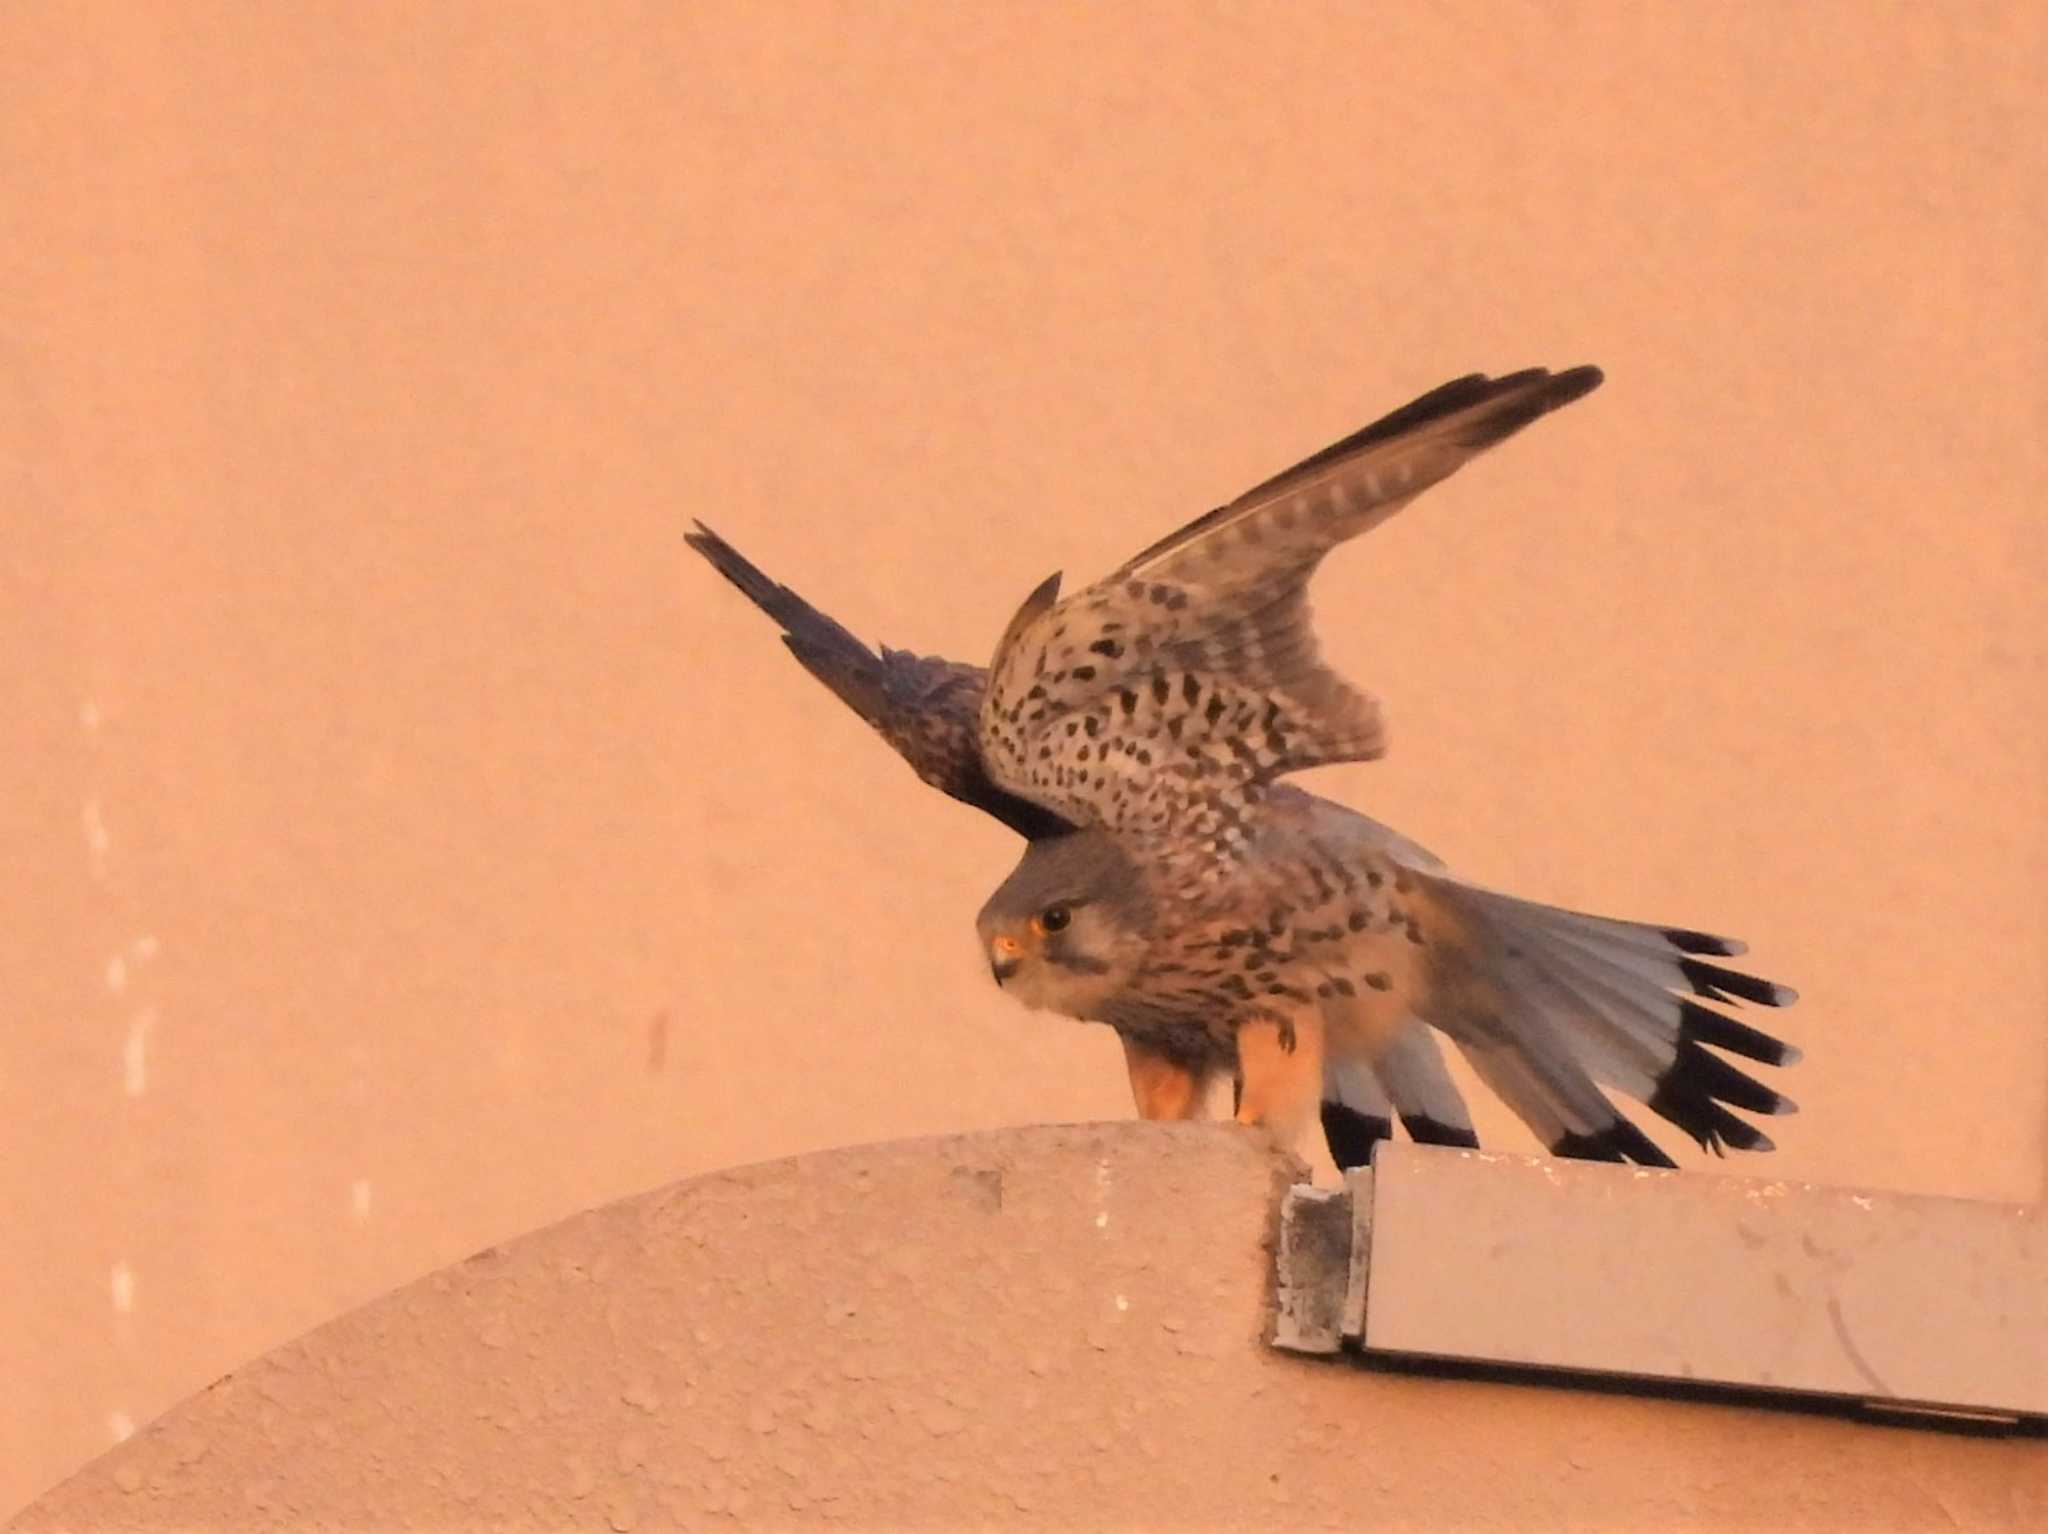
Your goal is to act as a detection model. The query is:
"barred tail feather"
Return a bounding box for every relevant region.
[1319,1059,1394,1171]
[1374,1018,1480,1150]
[1454,1032,1676,1168]
[1454,881,1800,1158]
[1498,929,1780,1154]
[1318,1016,1477,1171]
[1486,890,1801,1035]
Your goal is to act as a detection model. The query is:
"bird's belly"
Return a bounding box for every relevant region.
[1318,973,1419,1060]
[1284,883,1432,1059]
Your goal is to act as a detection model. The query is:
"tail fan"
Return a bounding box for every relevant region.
[1320,1016,1478,1171]
[1419,873,1799,1166]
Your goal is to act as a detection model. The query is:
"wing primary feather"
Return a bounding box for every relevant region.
[1231,365,1602,509]
[687,523,1075,842]
[1115,367,1602,577]
[690,522,887,718]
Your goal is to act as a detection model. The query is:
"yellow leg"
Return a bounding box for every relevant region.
[1121,1037,1208,1121]
[1233,1013,1324,1146]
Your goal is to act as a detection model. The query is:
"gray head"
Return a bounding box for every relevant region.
[975,830,1155,1019]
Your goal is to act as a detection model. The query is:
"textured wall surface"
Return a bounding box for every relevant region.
[4,2,2043,1517]
[13,1125,2045,1531]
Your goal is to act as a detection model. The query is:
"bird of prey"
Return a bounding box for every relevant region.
[688,367,1798,1170]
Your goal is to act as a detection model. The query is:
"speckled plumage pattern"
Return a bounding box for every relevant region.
[691,366,1802,1168]
[979,369,1602,887]
[975,370,1621,1140]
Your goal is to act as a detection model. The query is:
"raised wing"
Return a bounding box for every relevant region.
[978,368,1603,867]
[1110,369,1595,581]
[687,523,1074,840]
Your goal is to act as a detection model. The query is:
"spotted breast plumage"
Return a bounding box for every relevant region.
[690,366,1799,1169]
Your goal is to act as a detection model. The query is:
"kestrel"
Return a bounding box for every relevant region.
[689,367,1798,1169]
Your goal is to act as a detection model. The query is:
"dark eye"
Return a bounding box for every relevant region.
[1040,903,1072,934]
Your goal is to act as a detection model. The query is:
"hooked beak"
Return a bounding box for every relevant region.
[989,935,1022,985]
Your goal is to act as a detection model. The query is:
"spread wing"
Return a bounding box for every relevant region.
[687,523,1074,840]
[977,367,1604,880]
